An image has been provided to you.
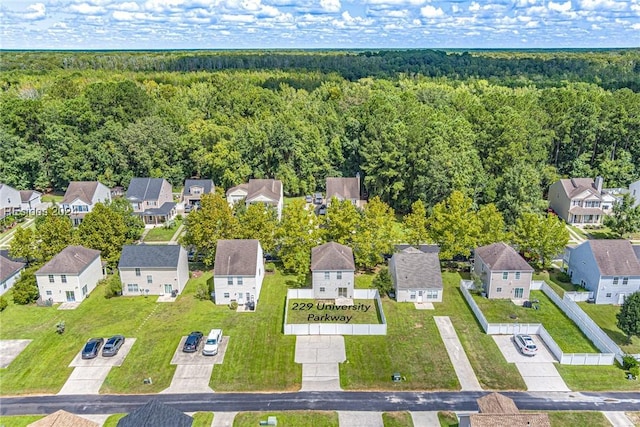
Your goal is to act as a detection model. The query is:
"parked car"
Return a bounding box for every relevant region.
[102,335,125,357]
[305,195,313,203]
[514,334,538,356]
[183,331,203,353]
[82,337,104,359]
[202,329,223,356]
[318,204,327,215]
[314,193,323,204]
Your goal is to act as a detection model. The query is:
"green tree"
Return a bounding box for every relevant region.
[180,192,239,267]
[352,196,400,270]
[237,203,278,254]
[476,203,510,246]
[617,291,640,345]
[77,203,128,267]
[514,212,569,268]
[36,208,75,262]
[404,199,429,246]
[109,197,145,241]
[604,193,640,238]
[427,191,479,259]
[9,227,36,265]
[12,267,39,305]
[372,266,393,295]
[324,198,361,247]
[277,199,323,281]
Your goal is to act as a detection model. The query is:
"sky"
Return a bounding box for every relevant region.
[0,0,638,49]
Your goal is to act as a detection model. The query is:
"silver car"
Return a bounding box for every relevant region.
[514,334,538,356]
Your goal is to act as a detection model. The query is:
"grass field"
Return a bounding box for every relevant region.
[0,415,44,427]
[143,220,182,242]
[556,364,640,391]
[471,290,598,353]
[548,411,611,426]
[578,302,640,354]
[41,193,64,203]
[233,411,338,427]
[286,299,381,324]
[534,270,579,295]
[103,413,126,427]
[438,411,458,426]
[382,411,413,426]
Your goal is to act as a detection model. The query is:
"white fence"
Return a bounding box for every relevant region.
[564,291,593,302]
[460,280,616,365]
[283,288,387,336]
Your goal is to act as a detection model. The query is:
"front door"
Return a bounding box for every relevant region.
[164,284,172,294]
[618,293,626,304]
[238,293,244,305]
[417,290,423,303]
[338,287,348,298]
[514,288,524,298]
[65,291,75,302]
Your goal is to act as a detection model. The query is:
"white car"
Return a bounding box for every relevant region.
[202,329,223,356]
[514,334,538,356]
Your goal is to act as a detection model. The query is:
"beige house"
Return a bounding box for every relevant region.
[473,242,534,300]
[226,179,283,220]
[182,179,215,209]
[548,177,612,225]
[311,241,355,299]
[326,175,364,208]
[28,410,99,427]
[390,245,443,303]
[61,181,112,226]
[458,392,550,427]
[118,245,189,296]
[36,246,103,303]
[213,239,264,307]
[126,178,176,226]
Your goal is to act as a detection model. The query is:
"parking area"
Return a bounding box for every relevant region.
[69,338,136,367]
[295,336,345,391]
[170,336,229,365]
[492,335,557,363]
[0,339,31,368]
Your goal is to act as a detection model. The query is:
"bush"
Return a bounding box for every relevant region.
[556,272,572,283]
[0,297,8,312]
[194,283,210,301]
[12,269,39,305]
[229,301,238,310]
[630,366,640,378]
[372,267,392,295]
[622,355,639,370]
[56,321,65,334]
[103,274,122,299]
[265,262,276,273]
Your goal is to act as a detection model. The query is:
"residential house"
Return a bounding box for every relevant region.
[326,174,364,208]
[566,239,640,304]
[61,181,112,226]
[19,190,42,211]
[0,252,26,297]
[116,400,193,427]
[182,179,215,210]
[226,179,283,220]
[548,176,611,225]
[118,245,189,297]
[458,393,550,427]
[29,410,99,427]
[126,178,176,226]
[110,186,125,198]
[213,239,264,307]
[630,179,640,208]
[389,245,443,303]
[35,246,103,303]
[310,241,355,299]
[473,242,534,300]
[0,183,21,219]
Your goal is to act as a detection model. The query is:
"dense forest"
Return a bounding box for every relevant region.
[1,49,639,222]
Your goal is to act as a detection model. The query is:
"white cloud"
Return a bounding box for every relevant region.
[69,3,107,14]
[23,3,46,20]
[469,2,480,12]
[320,0,341,13]
[632,22,640,29]
[420,5,444,18]
[548,1,572,12]
[579,0,626,10]
[366,0,427,5]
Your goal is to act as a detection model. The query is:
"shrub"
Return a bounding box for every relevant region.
[229,301,238,310]
[194,283,210,301]
[372,266,392,295]
[12,269,39,305]
[622,355,639,370]
[556,271,572,283]
[56,321,65,334]
[265,262,276,273]
[103,274,122,299]
[0,297,8,312]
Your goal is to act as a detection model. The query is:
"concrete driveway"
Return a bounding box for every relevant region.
[170,336,229,365]
[0,339,32,368]
[70,338,136,367]
[338,411,383,427]
[492,335,557,363]
[295,336,345,391]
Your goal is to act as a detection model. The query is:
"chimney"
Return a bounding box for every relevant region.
[595,176,603,193]
[356,172,361,198]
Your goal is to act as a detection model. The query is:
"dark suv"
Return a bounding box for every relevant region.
[82,337,104,359]
[182,331,203,353]
[102,335,125,357]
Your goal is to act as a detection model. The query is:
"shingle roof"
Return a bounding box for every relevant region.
[36,246,101,275]
[118,245,183,269]
[136,202,176,216]
[214,240,260,276]
[62,181,101,205]
[477,392,519,414]
[326,177,360,201]
[0,253,26,283]
[19,190,41,203]
[226,183,249,196]
[391,247,443,290]
[633,245,640,261]
[394,244,440,254]
[29,410,99,427]
[559,178,602,199]
[126,178,168,202]
[116,400,193,427]
[475,242,533,272]
[568,206,605,215]
[469,414,551,427]
[311,241,355,271]
[183,179,214,196]
[587,240,640,276]
[245,179,282,203]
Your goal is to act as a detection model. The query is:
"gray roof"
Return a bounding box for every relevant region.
[126,178,168,202]
[475,242,534,272]
[62,181,102,205]
[214,240,260,276]
[136,202,176,216]
[226,183,249,196]
[183,179,214,197]
[326,177,360,201]
[395,244,440,254]
[246,179,282,203]
[0,253,26,283]
[391,247,443,290]
[311,242,355,271]
[19,190,41,203]
[633,245,640,261]
[116,400,193,427]
[118,245,183,269]
[559,178,602,199]
[36,246,101,275]
[586,240,640,276]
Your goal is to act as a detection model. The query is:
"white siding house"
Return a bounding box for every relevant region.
[61,181,112,226]
[311,242,355,299]
[213,239,264,308]
[0,183,22,219]
[118,245,189,296]
[35,246,103,303]
[19,190,42,211]
[630,179,640,208]
[390,245,443,303]
[0,253,26,296]
[226,179,283,220]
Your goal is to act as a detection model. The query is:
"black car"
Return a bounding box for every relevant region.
[102,335,125,357]
[82,337,104,359]
[183,331,203,353]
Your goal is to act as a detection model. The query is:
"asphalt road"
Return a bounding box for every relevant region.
[2,391,640,416]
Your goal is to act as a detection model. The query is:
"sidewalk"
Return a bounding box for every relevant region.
[434,316,482,391]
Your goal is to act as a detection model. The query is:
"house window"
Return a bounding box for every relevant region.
[497,287,502,293]
[46,290,52,296]
[237,277,243,285]
[127,284,139,293]
[502,272,508,280]
[61,275,67,283]
[613,277,619,285]
[149,201,157,206]
[147,275,153,284]
[324,272,330,280]
[320,287,326,293]
[410,292,416,300]
[227,277,233,285]
[515,272,521,280]
[606,293,612,298]
[135,268,141,277]
[623,277,629,285]
[223,293,230,298]
[426,290,439,299]
[48,275,54,283]
[82,285,88,296]
[337,271,342,280]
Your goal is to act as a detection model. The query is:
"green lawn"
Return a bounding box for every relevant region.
[548,411,611,427]
[193,412,214,427]
[584,226,618,240]
[438,411,458,426]
[355,272,375,289]
[0,415,44,427]
[577,302,640,354]
[103,413,126,427]
[556,364,640,391]
[286,299,381,324]
[383,411,413,427]
[41,193,64,203]
[567,224,588,240]
[233,411,338,427]
[143,221,182,242]
[534,270,580,296]
[471,290,598,353]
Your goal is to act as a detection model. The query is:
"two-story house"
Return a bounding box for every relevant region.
[19,190,42,211]
[35,246,103,303]
[326,174,364,208]
[310,241,355,299]
[126,178,176,226]
[118,245,189,296]
[630,179,640,208]
[61,181,112,226]
[213,239,264,308]
[566,239,640,304]
[0,252,26,297]
[389,245,443,303]
[182,179,215,211]
[0,183,22,219]
[226,179,283,220]
[548,177,609,225]
[473,242,534,300]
